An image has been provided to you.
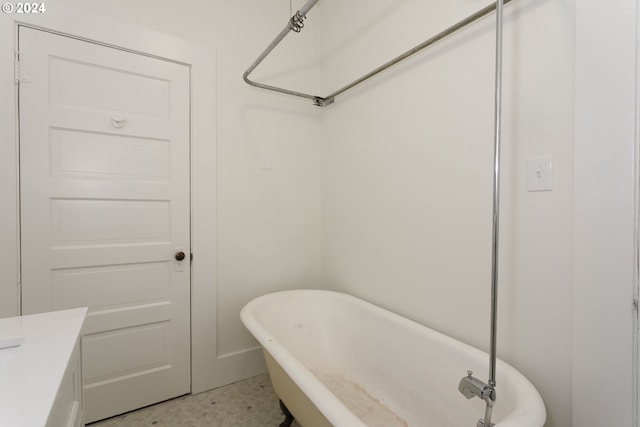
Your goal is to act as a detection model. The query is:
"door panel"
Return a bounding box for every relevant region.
[49,56,171,118]
[19,27,191,423]
[50,129,171,181]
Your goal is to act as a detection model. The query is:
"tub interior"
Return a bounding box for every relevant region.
[250,291,527,426]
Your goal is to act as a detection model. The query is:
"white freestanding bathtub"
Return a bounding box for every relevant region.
[240,290,545,427]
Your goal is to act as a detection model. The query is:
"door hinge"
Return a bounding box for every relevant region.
[634,298,638,311]
[190,253,193,263]
[14,51,32,84]
[13,51,19,83]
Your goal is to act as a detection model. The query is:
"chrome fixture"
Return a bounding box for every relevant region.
[243,0,514,107]
[458,371,496,427]
[289,10,307,33]
[458,0,504,426]
[459,370,496,403]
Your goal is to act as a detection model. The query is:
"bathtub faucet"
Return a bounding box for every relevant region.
[458,370,496,407]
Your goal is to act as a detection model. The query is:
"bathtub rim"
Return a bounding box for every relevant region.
[240,289,546,427]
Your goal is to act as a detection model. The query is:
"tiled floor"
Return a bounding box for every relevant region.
[89,373,301,427]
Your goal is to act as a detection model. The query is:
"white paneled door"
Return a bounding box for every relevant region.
[18,27,191,423]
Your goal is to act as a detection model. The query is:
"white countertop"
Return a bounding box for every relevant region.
[0,308,87,427]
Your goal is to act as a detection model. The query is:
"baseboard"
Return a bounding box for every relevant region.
[194,346,267,393]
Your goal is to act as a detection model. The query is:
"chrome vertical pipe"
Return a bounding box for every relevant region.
[488,0,504,394]
[458,2,505,425]
[480,403,494,427]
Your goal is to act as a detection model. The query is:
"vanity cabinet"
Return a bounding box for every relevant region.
[0,308,87,427]
[46,337,83,427]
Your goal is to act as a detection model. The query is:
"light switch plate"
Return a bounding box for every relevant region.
[527,155,552,191]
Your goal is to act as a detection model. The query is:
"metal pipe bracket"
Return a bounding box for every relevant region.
[289,11,307,33]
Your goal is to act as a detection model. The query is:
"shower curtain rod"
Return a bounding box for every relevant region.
[243,0,513,107]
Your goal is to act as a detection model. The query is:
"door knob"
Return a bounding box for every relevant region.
[175,251,186,261]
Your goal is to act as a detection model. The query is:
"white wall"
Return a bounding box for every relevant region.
[573,0,637,425]
[320,1,575,426]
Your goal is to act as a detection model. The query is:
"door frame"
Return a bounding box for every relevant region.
[0,7,218,393]
[631,0,640,402]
